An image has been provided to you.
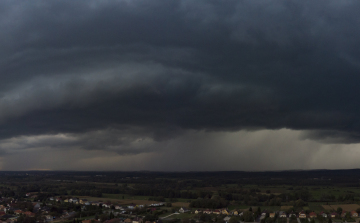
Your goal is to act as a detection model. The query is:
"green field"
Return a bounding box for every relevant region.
[103,193,152,200]
[307,202,325,212]
[165,213,197,220]
[310,187,360,200]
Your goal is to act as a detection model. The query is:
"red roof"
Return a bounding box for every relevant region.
[83,220,101,223]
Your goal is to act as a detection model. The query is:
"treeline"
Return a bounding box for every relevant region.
[69,189,102,197]
[100,188,122,194]
[189,198,229,209]
[130,188,212,199]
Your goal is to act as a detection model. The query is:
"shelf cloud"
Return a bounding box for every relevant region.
[0,0,360,170]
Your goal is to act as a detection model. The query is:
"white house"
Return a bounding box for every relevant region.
[179,207,190,213]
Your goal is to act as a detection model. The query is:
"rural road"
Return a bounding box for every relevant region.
[161,213,180,219]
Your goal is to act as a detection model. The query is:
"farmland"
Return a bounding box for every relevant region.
[322,204,360,212]
[1,170,360,223]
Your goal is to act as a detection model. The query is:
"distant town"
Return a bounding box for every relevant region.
[0,170,360,223]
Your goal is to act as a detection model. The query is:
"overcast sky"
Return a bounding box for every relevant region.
[1,0,360,171]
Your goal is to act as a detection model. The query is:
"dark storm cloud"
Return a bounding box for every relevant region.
[1,0,360,150]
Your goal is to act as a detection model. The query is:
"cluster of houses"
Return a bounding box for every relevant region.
[192,209,233,215]
[0,200,44,223]
[48,196,166,216]
[82,216,164,223]
[189,208,360,219]
[50,197,165,210]
[260,210,359,219]
[0,196,91,223]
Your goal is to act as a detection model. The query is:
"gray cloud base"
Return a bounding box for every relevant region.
[1,0,360,161]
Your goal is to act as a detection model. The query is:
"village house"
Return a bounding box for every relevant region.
[203,209,212,214]
[103,203,112,208]
[351,211,358,217]
[223,216,231,223]
[194,210,201,214]
[232,210,238,215]
[92,202,100,206]
[221,209,230,215]
[80,199,88,204]
[279,211,287,218]
[320,212,327,218]
[299,211,306,218]
[331,212,337,218]
[309,212,317,218]
[269,213,275,218]
[213,210,221,215]
[179,207,190,213]
[115,205,123,210]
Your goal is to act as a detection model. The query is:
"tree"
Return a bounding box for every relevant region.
[144,214,158,222]
[345,212,351,219]
[230,216,239,223]
[336,207,342,215]
[100,214,109,222]
[242,211,254,222]
[295,199,305,207]
[199,214,212,222]
[317,215,324,223]
[290,215,297,221]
